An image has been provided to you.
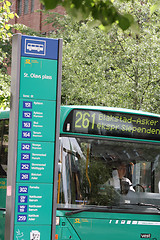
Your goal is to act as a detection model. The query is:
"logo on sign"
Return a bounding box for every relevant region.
[25,39,46,56]
[16,229,24,240]
[140,234,151,238]
[30,230,40,240]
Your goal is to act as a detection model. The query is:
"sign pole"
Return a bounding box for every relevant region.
[51,37,63,240]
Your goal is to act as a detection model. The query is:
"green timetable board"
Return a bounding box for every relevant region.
[14,225,51,240]
[20,57,58,100]
[18,99,56,141]
[5,34,62,240]
[14,183,53,225]
[16,141,55,183]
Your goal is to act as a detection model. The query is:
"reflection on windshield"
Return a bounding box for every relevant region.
[57,137,160,213]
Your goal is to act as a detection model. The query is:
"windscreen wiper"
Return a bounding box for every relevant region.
[65,203,160,216]
[65,205,131,216]
[65,207,92,216]
[137,203,160,211]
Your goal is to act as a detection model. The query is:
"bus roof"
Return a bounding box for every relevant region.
[0,106,159,120]
[0,110,10,119]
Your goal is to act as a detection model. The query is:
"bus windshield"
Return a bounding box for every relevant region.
[57,137,160,214]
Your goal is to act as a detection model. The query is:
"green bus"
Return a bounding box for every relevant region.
[1,106,160,240]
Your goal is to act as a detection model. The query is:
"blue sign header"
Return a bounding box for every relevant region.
[21,35,59,60]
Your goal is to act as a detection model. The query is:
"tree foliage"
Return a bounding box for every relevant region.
[0,0,18,109]
[0,74,10,109]
[0,0,40,109]
[0,0,16,40]
[47,0,160,113]
[41,0,159,31]
[0,0,17,73]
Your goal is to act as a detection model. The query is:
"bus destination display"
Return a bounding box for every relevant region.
[63,109,160,141]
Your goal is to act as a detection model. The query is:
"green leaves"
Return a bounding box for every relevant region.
[0,0,18,109]
[117,13,134,30]
[41,0,136,30]
[0,74,10,109]
[46,0,160,113]
[40,0,59,9]
[150,2,160,15]
[41,0,160,31]
[0,0,17,40]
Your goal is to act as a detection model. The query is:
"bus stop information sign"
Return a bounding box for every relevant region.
[5,34,62,240]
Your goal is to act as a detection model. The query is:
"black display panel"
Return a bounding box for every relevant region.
[63,109,160,141]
